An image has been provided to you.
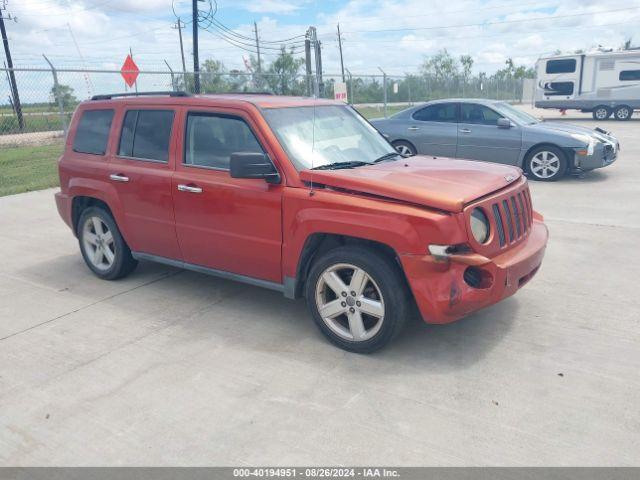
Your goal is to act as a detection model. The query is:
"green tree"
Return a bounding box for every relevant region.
[421,49,459,81]
[200,59,229,93]
[460,54,474,81]
[265,47,305,95]
[50,84,77,111]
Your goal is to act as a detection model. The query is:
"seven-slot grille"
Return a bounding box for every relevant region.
[491,187,533,247]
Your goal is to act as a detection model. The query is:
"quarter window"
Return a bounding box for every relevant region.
[545,59,577,74]
[412,103,457,123]
[184,113,264,170]
[619,70,640,81]
[460,104,503,125]
[118,110,174,162]
[73,109,114,155]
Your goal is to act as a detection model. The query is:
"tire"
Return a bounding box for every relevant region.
[525,145,567,182]
[614,105,633,121]
[392,140,416,156]
[77,206,137,280]
[592,105,611,121]
[305,245,409,353]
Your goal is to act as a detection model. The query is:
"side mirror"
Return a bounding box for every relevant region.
[497,118,513,129]
[230,152,281,184]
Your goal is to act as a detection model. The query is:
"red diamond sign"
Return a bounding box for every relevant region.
[120,54,139,87]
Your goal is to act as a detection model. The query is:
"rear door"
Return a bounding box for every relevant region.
[406,103,458,157]
[106,106,181,259]
[456,103,522,165]
[171,107,283,283]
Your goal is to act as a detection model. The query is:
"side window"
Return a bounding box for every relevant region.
[545,59,577,74]
[184,113,264,170]
[118,110,174,162]
[412,103,457,123]
[460,104,503,125]
[73,109,114,155]
[543,82,575,96]
[620,70,640,81]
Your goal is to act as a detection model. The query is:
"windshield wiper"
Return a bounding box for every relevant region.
[310,161,371,170]
[373,152,402,163]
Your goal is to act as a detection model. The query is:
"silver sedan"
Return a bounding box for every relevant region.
[370,99,619,181]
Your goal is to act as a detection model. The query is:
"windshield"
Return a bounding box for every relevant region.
[493,102,540,125]
[261,105,397,170]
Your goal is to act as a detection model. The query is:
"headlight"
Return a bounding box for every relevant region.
[470,208,490,244]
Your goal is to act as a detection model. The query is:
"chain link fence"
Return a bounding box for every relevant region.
[1,66,526,147]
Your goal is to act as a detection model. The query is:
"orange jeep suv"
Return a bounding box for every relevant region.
[55,92,548,352]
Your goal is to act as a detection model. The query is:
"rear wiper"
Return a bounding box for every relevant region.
[373,152,402,162]
[310,161,371,170]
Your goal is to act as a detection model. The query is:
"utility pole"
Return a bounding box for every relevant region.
[192,0,200,93]
[173,19,187,75]
[378,67,387,118]
[0,4,24,130]
[304,28,312,96]
[315,39,323,97]
[253,21,261,73]
[337,23,345,83]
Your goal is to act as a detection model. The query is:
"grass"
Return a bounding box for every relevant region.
[355,105,408,119]
[0,142,64,197]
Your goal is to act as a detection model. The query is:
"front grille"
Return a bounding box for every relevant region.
[489,185,532,249]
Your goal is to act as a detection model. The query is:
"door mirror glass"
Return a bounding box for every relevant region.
[497,117,512,129]
[230,153,280,184]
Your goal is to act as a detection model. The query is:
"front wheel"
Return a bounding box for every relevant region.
[525,146,567,182]
[78,206,137,280]
[305,246,409,353]
[392,140,416,156]
[592,105,611,120]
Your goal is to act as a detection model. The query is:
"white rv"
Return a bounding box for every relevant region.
[535,50,640,120]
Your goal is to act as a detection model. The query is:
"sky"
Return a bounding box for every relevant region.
[2,0,640,77]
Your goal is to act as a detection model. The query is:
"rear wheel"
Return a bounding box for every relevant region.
[78,207,137,280]
[614,105,633,121]
[305,246,409,353]
[525,145,567,182]
[592,105,611,120]
[392,140,416,156]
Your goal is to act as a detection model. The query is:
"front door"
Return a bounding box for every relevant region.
[407,102,458,157]
[107,107,181,259]
[456,103,522,165]
[172,109,283,283]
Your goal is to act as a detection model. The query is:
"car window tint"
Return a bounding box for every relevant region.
[619,70,640,81]
[185,113,263,170]
[545,59,576,74]
[117,110,174,162]
[73,109,114,155]
[543,82,574,96]
[460,104,503,125]
[413,103,457,123]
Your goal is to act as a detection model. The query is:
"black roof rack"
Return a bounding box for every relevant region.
[91,91,190,101]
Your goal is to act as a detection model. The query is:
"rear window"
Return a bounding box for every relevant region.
[545,59,577,74]
[619,70,640,81]
[73,109,114,155]
[118,110,174,162]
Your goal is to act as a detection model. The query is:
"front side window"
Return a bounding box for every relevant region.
[413,103,457,123]
[620,70,640,81]
[73,109,114,155]
[184,113,264,170]
[545,59,577,74]
[261,105,396,171]
[460,104,503,125]
[118,110,174,162]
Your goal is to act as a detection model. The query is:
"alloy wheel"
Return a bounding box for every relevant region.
[395,144,413,156]
[82,216,116,271]
[594,107,609,120]
[315,263,385,342]
[530,151,561,179]
[616,107,631,120]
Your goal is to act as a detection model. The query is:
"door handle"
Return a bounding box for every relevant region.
[408,126,420,131]
[177,184,203,194]
[109,173,129,183]
[459,128,472,134]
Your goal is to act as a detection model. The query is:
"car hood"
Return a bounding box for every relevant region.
[298,156,522,213]
[527,121,616,142]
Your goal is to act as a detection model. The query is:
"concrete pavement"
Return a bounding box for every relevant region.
[0,111,639,466]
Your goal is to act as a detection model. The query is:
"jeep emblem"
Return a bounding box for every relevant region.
[505,174,516,182]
